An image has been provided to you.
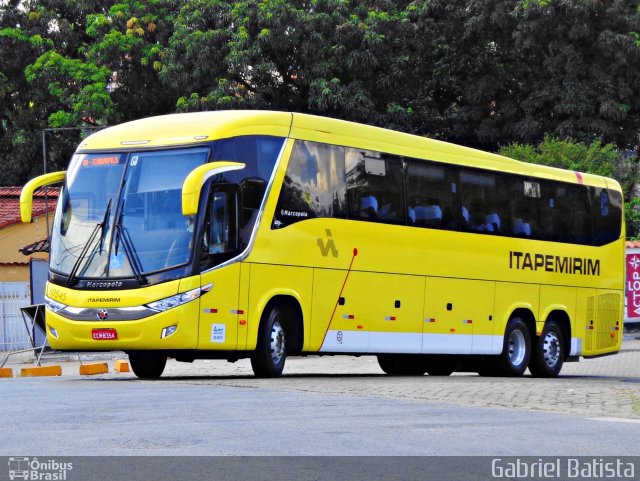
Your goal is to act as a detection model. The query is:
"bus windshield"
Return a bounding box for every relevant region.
[50,136,284,282]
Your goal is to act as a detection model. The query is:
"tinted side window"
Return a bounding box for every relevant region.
[541,183,591,244]
[459,170,508,234]
[212,135,284,181]
[591,187,622,245]
[405,161,459,229]
[210,136,285,242]
[272,141,347,228]
[510,178,541,238]
[346,149,405,224]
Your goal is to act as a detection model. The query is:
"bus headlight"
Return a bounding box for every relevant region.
[145,284,212,313]
[44,296,66,313]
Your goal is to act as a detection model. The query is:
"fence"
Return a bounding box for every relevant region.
[0,282,31,351]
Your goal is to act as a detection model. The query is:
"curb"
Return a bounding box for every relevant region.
[114,360,130,372]
[0,367,13,378]
[79,362,109,375]
[20,365,62,377]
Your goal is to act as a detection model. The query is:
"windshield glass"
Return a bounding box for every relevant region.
[50,153,126,277]
[50,136,284,281]
[112,147,208,276]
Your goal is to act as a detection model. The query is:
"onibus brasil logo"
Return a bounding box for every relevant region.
[8,457,73,480]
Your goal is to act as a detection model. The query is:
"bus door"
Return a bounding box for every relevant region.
[197,185,242,350]
[423,278,494,354]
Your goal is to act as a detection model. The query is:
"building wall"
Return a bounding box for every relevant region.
[0,213,52,282]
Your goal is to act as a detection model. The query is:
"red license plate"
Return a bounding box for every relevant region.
[92,328,117,340]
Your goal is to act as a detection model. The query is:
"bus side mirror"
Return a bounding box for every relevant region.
[20,171,66,223]
[181,161,245,216]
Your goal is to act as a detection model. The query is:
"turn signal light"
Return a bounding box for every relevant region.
[161,325,178,339]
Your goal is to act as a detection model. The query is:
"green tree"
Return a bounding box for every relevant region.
[84,0,181,123]
[625,197,640,240]
[3,0,640,186]
[499,136,624,179]
[508,0,640,147]
[164,1,419,130]
[1,5,47,183]
[0,1,116,182]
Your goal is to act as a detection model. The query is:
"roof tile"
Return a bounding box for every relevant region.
[0,186,59,229]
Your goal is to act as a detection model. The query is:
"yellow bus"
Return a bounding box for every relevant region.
[20,111,624,379]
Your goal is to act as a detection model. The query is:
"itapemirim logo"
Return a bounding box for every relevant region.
[8,457,73,481]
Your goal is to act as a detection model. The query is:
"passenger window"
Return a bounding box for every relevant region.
[510,179,541,238]
[200,186,240,270]
[406,161,458,229]
[346,149,405,224]
[272,140,347,228]
[459,170,507,234]
[550,184,591,244]
[590,187,622,245]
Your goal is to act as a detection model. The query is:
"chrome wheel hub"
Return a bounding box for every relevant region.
[508,329,526,366]
[542,331,561,368]
[270,321,286,365]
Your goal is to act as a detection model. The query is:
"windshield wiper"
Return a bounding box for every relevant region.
[114,201,147,285]
[98,198,112,255]
[66,198,112,287]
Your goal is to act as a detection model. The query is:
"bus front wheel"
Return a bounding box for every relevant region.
[128,351,167,379]
[528,321,564,378]
[251,305,288,378]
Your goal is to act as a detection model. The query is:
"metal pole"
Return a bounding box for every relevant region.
[42,130,47,175]
[42,130,50,237]
[39,126,104,240]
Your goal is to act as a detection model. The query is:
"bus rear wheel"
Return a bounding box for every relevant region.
[377,355,427,376]
[128,351,167,379]
[486,318,531,377]
[529,321,564,378]
[502,318,531,376]
[251,305,288,378]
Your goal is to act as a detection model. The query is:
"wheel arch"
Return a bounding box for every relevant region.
[508,307,537,342]
[258,294,304,354]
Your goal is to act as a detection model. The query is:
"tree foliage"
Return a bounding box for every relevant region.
[2,0,640,190]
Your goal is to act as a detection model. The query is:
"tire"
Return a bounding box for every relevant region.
[251,305,289,378]
[128,351,167,379]
[377,355,427,376]
[494,318,532,376]
[529,321,564,378]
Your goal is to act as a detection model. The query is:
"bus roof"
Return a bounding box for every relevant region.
[78,110,614,190]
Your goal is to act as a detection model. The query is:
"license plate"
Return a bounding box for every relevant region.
[92,328,117,340]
